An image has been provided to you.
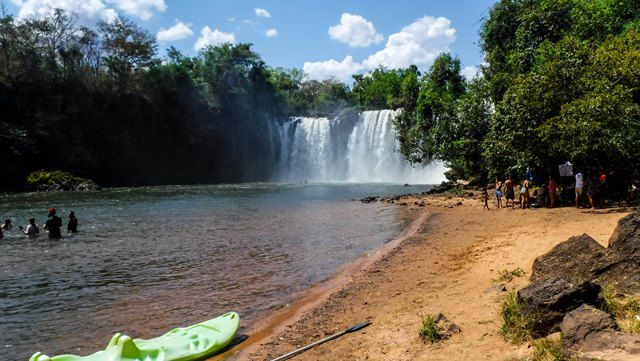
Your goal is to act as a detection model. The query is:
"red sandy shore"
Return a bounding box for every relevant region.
[214,194,629,360]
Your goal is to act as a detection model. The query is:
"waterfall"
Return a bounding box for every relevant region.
[277,110,447,184]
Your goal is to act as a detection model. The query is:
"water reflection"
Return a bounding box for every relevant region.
[0,183,427,360]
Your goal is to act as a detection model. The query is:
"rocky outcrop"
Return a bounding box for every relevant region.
[530,217,640,294]
[562,305,640,360]
[561,305,615,349]
[530,234,609,284]
[518,277,601,335]
[514,208,640,359]
[608,209,640,258]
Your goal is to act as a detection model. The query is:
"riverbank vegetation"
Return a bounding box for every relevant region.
[0,10,354,191]
[3,0,640,192]
[391,0,640,190]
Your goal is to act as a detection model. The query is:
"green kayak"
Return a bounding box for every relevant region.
[30,312,239,361]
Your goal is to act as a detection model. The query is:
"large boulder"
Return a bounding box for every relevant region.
[561,304,615,350]
[517,277,601,336]
[530,230,640,293]
[530,234,609,284]
[608,208,640,257]
[568,331,640,360]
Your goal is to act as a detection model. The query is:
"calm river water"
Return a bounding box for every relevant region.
[0,183,428,360]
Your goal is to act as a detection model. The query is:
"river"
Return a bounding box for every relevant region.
[0,183,430,360]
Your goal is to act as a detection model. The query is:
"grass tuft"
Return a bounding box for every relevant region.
[419,315,442,343]
[531,335,571,361]
[495,268,526,283]
[500,290,536,344]
[599,286,640,333]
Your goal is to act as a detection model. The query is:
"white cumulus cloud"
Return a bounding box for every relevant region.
[363,16,456,70]
[254,8,271,18]
[328,13,383,48]
[111,0,166,21]
[194,26,235,50]
[11,0,118,24]
[303,56,363,83]
[461,65,480,80]
[10,0,167,24]
[265,28,278,38]
[157,20,193,42]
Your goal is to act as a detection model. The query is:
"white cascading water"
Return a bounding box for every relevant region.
[278,110,447,184]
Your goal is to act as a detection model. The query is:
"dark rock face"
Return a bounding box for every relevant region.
[426,181,456,195]
[574,331,640,360]
[530,215,640,293]
[517,277,601,335]
[608,208,640,257]
[530,234,609,284]
[561,304,614,350]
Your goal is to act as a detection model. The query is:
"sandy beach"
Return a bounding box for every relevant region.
[228,194,631,360]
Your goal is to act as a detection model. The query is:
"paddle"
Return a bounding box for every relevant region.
[269,321,371,361]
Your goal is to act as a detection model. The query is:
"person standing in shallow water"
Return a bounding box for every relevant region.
[21,218,39,238]
[67,211,78,233]
[44,208,62,239]
[2,219,13,231]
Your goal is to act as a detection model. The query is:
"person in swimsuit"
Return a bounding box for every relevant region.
[504,178,515,208]
[549,177,558,208]
[1,219,13,231]
[520,180,530,209]
[495,178,503,208]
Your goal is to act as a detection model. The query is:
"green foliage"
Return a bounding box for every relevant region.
[599,286,640,333]
[352,67,408,110]
[495,268,526,283]
[0,10,355,191]
[500,290,536,344]
[530,335,571,361]
[419,315,442,343]
[476,0,640,185]
[26,170,96,191]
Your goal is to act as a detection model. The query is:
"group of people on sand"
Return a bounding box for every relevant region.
[0,208,78,239]
[482,167,612,210]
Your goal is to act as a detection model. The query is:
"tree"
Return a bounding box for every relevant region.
[99,17,157,89]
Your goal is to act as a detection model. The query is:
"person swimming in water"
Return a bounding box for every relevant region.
[20,218,40,238]
[1,219,12,231]
[67,211,78,233]
[44,208,62,239]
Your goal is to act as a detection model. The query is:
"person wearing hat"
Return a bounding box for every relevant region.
[44,208,63,239]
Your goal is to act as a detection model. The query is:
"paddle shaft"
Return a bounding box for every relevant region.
[269,322,370,361]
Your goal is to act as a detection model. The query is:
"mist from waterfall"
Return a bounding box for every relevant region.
[278,109,447,184]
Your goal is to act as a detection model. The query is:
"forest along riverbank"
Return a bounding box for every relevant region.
[243,193,630,360]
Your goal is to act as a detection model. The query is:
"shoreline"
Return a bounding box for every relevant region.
[241,193,631,360]
[215,208,432,360]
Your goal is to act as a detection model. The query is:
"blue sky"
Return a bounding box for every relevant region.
[7,0,497,81]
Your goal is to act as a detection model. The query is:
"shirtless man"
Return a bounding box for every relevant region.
[504,178,515,208]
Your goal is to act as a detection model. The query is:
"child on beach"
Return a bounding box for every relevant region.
[482,187,490,210]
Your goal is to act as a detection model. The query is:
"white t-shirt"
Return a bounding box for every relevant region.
[25,224,39,236]
[575,173,584,189]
